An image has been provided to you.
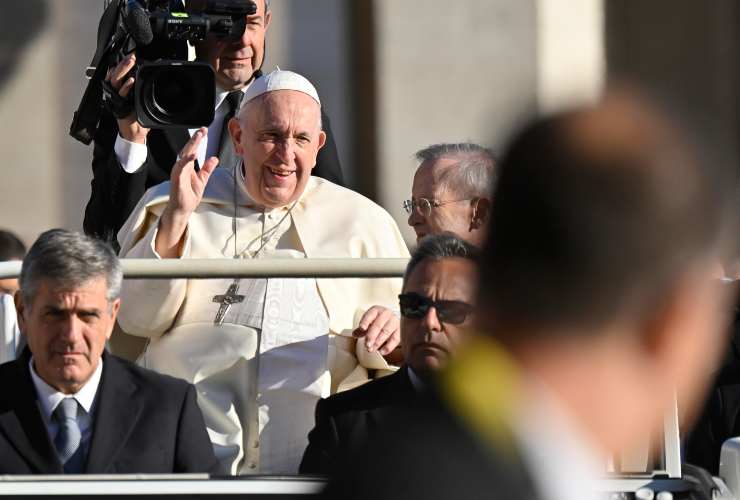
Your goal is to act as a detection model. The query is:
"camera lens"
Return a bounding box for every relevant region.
[136,61,215,128]
[150,68,194,123]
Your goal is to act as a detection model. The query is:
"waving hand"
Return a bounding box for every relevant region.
[155,128,219,258]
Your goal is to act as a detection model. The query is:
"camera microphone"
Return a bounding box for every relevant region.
[125,0,154,46]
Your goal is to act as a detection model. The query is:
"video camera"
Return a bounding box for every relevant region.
[70,0,256,144]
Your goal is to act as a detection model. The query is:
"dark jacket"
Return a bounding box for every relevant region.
[685,307,740,474]
[320,382,538,500]
[84,109,344,245]
[0,350,219,474]
[300,367,416,474]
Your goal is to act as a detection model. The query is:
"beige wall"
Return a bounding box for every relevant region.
[374,0,539,243]
[0,1,101,246]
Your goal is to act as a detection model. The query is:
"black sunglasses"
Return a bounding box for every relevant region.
[398,292,474,325]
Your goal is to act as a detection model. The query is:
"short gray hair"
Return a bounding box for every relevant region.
[404,233,478,283]
[20,229,122,306]
[415,143,497,198]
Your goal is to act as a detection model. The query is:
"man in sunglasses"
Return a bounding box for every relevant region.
[405,143,496,246]
[299,233,478,474]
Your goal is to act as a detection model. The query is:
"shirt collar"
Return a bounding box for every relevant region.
[214,85,249,111]
[512,377,604,500]
[29,356,104,418]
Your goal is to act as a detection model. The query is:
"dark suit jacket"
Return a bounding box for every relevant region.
[300,366,416,474]
[320,383,538,500]
[0,350,219,474]
[84,108,344,245]
[684,307,740,474]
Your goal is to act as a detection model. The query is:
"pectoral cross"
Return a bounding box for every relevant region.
[212,280,245,325]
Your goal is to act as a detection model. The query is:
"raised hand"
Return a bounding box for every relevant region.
[155,128,219,258]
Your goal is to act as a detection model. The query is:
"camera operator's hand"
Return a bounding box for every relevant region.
[155,128,219,258]
[106,54,149,144]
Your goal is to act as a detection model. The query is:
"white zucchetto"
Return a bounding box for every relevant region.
[243,69,321,106]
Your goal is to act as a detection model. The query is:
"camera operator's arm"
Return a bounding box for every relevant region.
[84,55,157,243]
[108,54,150,170]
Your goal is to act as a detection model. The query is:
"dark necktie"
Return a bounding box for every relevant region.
[218,91,244,171]
[53,398,85,473]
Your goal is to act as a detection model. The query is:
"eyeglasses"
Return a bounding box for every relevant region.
[402,198,473,217]
[398,292,474,325]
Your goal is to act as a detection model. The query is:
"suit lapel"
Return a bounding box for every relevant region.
[0,354,62,473]
[385,366,416,400]
[163,127,190,155]
[85,355,142,473]
[368,367,416,425]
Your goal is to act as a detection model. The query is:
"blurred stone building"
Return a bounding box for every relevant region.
[0,0,736,246]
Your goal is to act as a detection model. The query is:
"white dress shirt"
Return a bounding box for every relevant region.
[114,87,246,173]
[29,357,103,456]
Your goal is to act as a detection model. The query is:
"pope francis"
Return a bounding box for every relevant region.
[116,70,410,475]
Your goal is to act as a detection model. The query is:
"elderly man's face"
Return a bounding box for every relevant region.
[15,277,119,395]
[231,90,326,208]
[196,0,272,90]
[401,257,477,377]
[409,159,477,244]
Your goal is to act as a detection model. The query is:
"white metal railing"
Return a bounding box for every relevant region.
[0,258,409,280]
[0,256,693,496]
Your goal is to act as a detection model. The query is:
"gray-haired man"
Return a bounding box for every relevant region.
[405,143,496,246]
[0,229,218,474]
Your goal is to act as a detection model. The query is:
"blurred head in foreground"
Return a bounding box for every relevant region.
[0,230,26,295]
[400,234,478,378]
[478,89,737,456]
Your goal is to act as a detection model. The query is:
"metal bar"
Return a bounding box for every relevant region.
[663,393,682,478]
[0,259,409,280]
[0,476,325,495]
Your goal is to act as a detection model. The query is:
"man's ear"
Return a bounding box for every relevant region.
[106,298,122,340]
[14,291,26,333]
[228,118,243,155]
[470,197,491,230]
[317,130,327,151]
[309,132,327,172]
[264,8,273,30]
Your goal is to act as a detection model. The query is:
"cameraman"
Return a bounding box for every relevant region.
[84,0,344,244]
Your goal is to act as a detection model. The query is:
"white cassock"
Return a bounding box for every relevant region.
[0,294,21,364]
[116,169,410,474]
